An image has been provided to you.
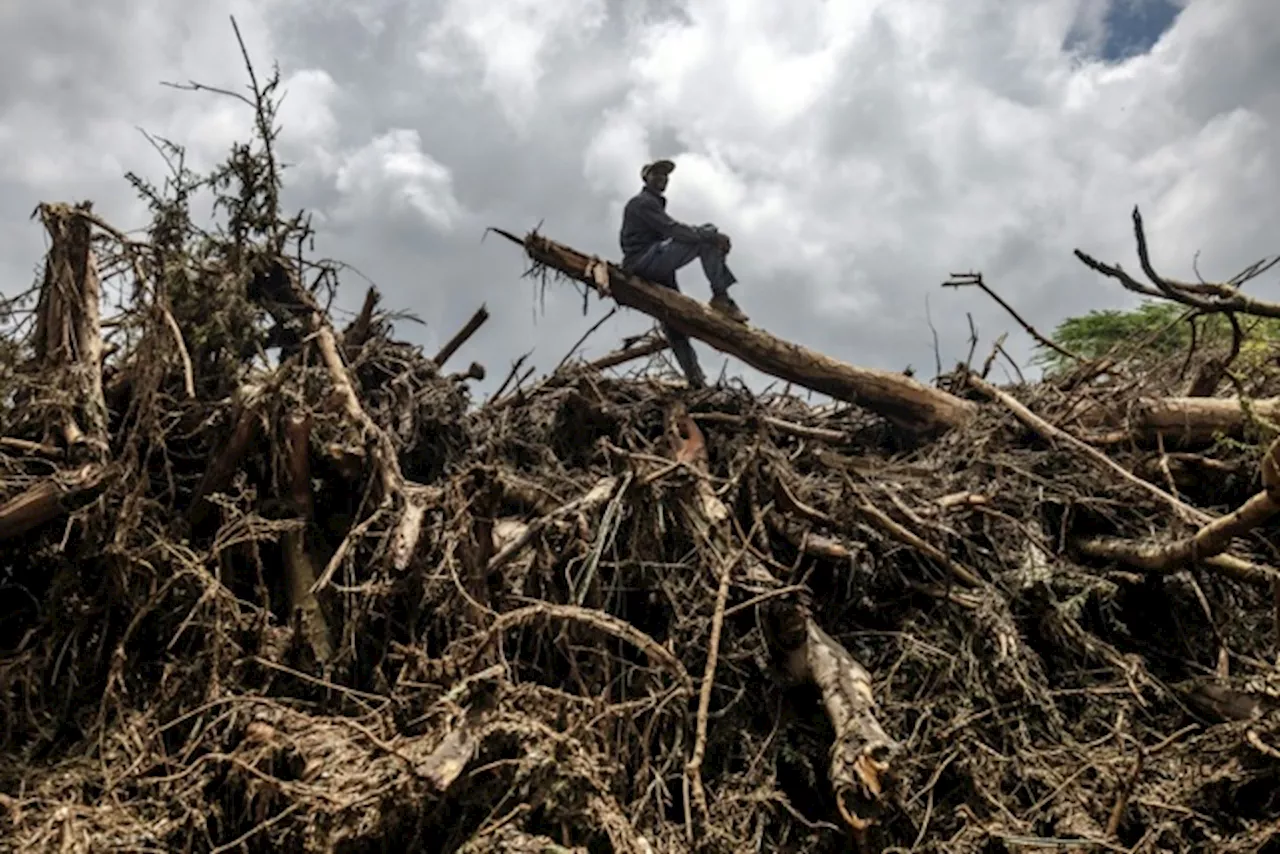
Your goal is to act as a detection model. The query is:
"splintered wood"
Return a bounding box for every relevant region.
[31,202,108,457]
[665,404,899,835]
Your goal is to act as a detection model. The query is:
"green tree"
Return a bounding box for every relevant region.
[1036,300,1280,373]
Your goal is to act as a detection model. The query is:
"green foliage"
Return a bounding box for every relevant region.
[1037,300,1280,373]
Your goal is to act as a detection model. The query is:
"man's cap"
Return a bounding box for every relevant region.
[641,159,676,180]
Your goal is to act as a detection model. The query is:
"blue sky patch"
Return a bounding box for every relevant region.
[1065,0,1183,62]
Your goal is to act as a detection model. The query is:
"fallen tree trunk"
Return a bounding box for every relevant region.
[1129,396,1280,442]
[499,230,977,433]
[1074,397,1280,445]
[666,404,898,836]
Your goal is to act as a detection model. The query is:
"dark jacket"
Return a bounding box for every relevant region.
[618,187,715,269]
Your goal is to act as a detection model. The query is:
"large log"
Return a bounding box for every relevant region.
[1076,397,1280,445]
[498,231,977,433]
[1131,397,1280,442]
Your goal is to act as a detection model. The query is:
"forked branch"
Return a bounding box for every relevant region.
[1076,206,1280,318]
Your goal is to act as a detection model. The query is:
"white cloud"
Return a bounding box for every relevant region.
[331,130,463,232]
[418,0,609,129]
[277,69,342,146]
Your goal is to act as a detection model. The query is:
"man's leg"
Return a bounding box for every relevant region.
[629,247,707,388]
[695,242,737,297]
[639,239,747,323]
[697,243,748,322]
[662,322,706,388]
[633,239,699,284]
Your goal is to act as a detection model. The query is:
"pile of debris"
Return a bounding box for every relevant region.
[4,62,1280,854]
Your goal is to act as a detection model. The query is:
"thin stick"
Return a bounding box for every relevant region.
[0,437,62,457]
[968,374,1213,526]
[693,412,849,444]
[434,304,489,367]
[555,307,617,372]
[492,353,529,401]
[687,531,753,822]
[589,337,670,371]
[944,271,1082,362]
[1075,205,1280,319]
[845,483,984,588]
[1106,751,1143,838]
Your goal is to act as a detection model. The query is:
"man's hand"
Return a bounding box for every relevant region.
[716,233,732,255]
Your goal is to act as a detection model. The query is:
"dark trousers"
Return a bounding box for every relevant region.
[626,238,737,387]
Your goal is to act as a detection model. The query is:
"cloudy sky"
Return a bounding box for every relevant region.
[1,0,1276,397]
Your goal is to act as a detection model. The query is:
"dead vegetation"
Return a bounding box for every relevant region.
[5,33,1280,854]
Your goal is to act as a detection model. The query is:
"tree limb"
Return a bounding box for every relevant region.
[943,271,1083,363]
[1072,437,1280,583]
[1076,206,1280,318]
[497,229,977,432]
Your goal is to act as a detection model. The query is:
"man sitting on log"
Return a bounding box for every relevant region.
[619,158,748,388]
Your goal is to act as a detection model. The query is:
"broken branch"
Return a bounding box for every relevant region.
[434,305,489,368]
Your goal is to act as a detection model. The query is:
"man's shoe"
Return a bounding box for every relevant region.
[710,293,748,323]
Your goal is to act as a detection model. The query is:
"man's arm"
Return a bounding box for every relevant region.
[630,193,716,244]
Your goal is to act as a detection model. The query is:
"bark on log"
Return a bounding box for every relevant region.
[1129,397,1280,442]
[665,404,898,834]
[501,231,977,432]
[1073,397,1280,445]
[31,202,109,457]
